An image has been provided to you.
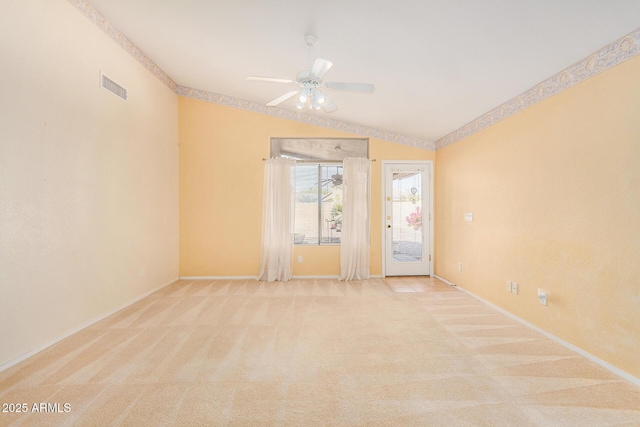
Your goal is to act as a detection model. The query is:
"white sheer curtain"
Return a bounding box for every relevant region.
[339,158,371,281]
[258,158,295,282]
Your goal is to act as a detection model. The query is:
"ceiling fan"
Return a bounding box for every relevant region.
[247,35,375,113]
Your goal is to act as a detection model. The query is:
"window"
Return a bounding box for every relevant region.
[270,138,368,245]
[294,163,343,244]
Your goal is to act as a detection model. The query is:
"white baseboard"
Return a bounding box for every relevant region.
[434,275,457,287]
[179,276,258,280]
[0,277,178,373]
[292,275,384,280]
[435,275,640,388]
[180,275,384,280]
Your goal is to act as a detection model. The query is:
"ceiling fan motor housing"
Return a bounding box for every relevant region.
[304,34,318,47]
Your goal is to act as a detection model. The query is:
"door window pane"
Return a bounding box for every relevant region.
[391,171,423,262]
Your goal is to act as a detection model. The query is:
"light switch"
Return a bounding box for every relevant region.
[464,213,473,222]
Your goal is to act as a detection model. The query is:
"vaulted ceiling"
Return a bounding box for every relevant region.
[83,0,640,149]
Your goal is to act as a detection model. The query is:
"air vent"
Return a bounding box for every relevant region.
[100,72,128,101]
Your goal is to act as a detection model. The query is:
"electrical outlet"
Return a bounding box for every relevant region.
[511,282,518,294]
[297,255,303,263]
[538,288,548,305]
[458,262,462,272]
[506,281,512,292]
[139,268,145,277]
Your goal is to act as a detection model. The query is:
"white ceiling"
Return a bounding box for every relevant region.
[87,0,640,144]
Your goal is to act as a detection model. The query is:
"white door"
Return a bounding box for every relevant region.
[384,162,431,276]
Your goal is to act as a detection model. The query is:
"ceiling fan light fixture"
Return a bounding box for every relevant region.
[315,91,326,104]
[296,100,305,109]
[311,97,322,110]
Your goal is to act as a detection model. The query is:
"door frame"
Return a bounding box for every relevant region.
[381,160,434,277]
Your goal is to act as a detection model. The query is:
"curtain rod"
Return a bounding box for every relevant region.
[262,158,376,161]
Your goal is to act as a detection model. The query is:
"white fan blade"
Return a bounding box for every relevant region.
[310,58,333,80]
[247,76,295,84]
[321,96,337,113]
[324,82,375,93]
[266,90,299,106]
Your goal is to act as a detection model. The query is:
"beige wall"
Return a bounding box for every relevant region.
[178,97,434,277]
[435,55,640,378]
[0,0,179,367]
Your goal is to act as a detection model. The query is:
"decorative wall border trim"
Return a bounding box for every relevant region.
[436,27,640,150]
[67,0,178,92]
[69,0,638,153]
[176,86,436,150]
[67,0,434,151]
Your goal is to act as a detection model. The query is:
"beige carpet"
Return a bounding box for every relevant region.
[1,277,639,426]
